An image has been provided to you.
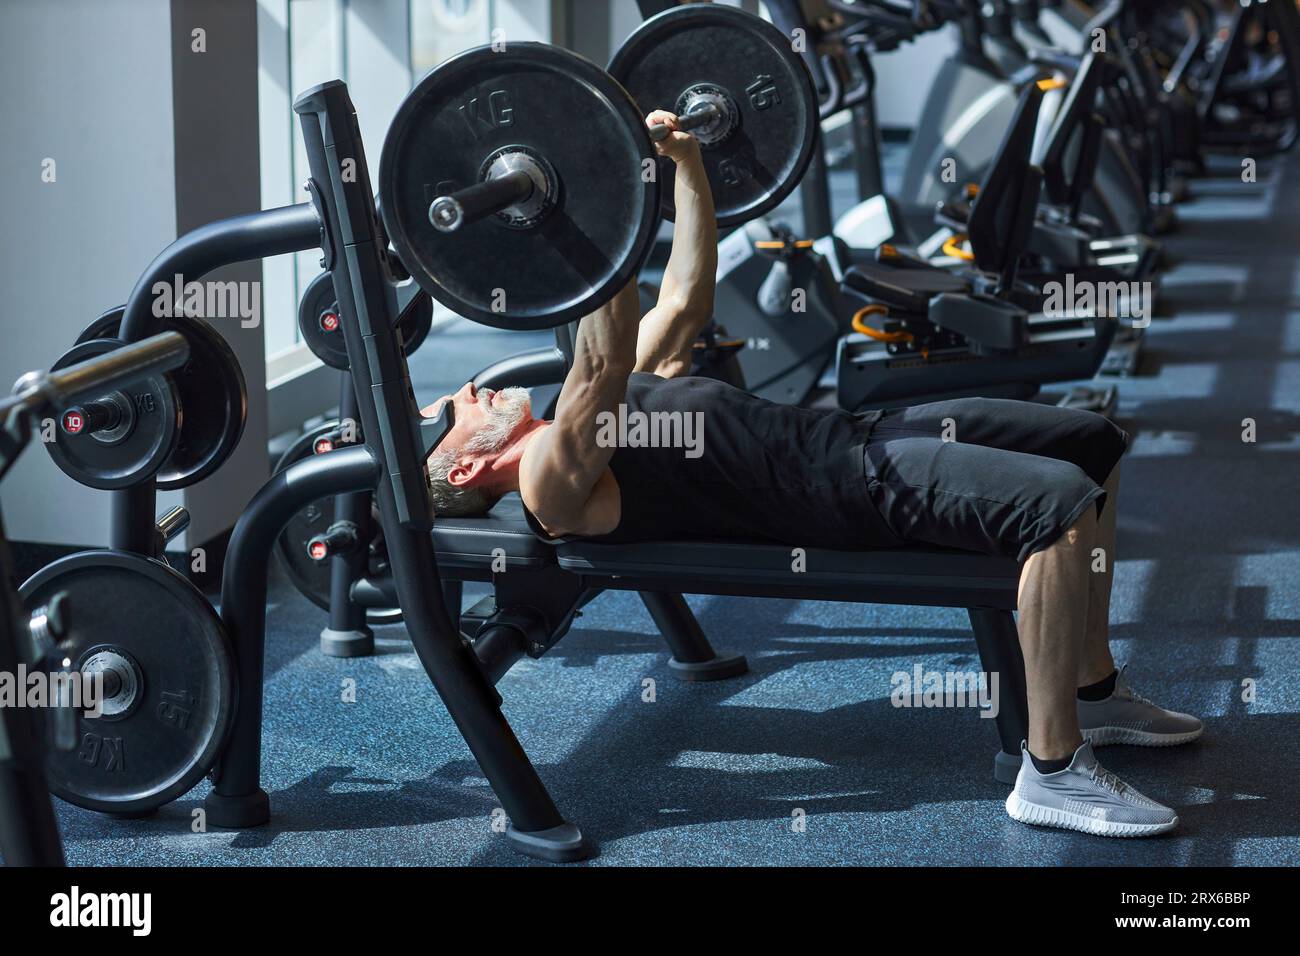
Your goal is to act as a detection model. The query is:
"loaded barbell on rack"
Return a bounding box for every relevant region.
[378,9,816,329]
[414,8,817,238]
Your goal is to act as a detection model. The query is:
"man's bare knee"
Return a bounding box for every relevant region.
[1061,510,1095,548]
[1034,508,1097,558]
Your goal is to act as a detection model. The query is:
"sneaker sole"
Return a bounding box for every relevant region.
[1005,791,1178,837]
[1081,726,1203,747]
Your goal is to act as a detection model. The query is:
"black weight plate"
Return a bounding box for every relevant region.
[156,314,248,489]
[298,272,435,370]
[46,339,181,490]
[75,309,248,489]
[20,551,235,816]
[298,271,349,370]
[272,423,402,625]
[77,305,126,344]
[609,4,818,228]
[380,42,660,330]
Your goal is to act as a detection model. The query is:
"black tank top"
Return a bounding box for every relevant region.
[527,372,892,550]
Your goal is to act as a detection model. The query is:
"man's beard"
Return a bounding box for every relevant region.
[463,387,532,454]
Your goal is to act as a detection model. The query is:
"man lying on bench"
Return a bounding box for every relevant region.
[421,111,1201,838]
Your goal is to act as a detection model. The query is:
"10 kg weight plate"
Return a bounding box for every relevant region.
[45,338,182,491]
[379,42,660,330]
[20,551,235,816]
[609,4,818,228]
[76,308,248,489]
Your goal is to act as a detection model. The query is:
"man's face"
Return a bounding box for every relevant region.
[427,382,534,459]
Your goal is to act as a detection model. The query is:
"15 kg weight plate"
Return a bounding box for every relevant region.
[20,550,235,816]
[273,422,402,625]
[609,4,818,228]
[379,42,660,330]
[298,272,435,371]
[76,308,248,489]
[46,338,182,490]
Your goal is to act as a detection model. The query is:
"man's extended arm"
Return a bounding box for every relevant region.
[518,280,641,535]
[635,111,718,378]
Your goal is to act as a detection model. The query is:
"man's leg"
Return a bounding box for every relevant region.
[865,428,1182,833]
[1010,505,1179,836]
[1017,510,1095,759]
[1074,462,1204,747]
[1079,465,1120,686]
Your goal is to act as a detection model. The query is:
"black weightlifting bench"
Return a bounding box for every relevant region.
[223,481,1030,862]
[430,496,1030,793]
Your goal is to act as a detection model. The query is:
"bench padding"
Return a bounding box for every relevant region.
[432,496,1020,608]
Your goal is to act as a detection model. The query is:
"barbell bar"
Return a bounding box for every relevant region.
[429,169,536,234]
[646,101,723,141]
[428,101,723,235]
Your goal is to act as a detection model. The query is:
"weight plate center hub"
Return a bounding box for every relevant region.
[79,645,144,720]
[677,84,739,147]
[480,145,560,228]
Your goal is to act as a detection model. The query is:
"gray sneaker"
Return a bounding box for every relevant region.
[1005,740,1179,837]
[1078,666,1203,747]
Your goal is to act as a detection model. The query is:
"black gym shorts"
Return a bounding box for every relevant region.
[861,397,1129,562]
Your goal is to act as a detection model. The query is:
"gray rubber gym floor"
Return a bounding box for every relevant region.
[53,150,1300,866]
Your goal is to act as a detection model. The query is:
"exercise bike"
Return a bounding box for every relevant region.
[899,0,1163,238]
